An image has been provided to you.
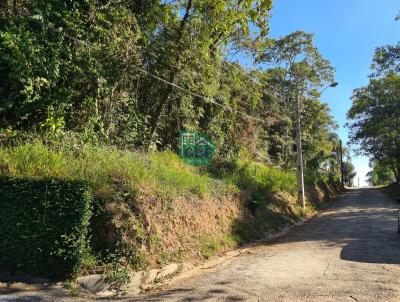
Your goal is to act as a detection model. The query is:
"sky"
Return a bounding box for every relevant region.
[266,0,400,186]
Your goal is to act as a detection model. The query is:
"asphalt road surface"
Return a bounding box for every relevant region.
[2,188,400,302]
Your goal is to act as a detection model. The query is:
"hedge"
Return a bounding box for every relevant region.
[0,176,92,278]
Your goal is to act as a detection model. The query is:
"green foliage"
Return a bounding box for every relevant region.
[0,176,92,278]
[0,2,343,178]
[347,74,400,183]
[232,197,306,242]
[104,253,132,296]
[0,0,142,145]
[256,31,337,170]
[367,163,394,186]
[342,161,356,186]
[304,169,329,186]
[372,43,400,76]
[348,26,400,183]
[227,153,297,194]
[0,1,347,282]
[199,234,241,259]
[0,141,230,200]
[0,140,299,201]
[258,31,334,89]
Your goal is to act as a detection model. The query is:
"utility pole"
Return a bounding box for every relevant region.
[295,81,338,210]
[340,139,344,188]
[295,96,305,209]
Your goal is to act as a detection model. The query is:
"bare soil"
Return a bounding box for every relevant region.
[3,188,400,301]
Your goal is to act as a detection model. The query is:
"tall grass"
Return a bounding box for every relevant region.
[0,142,229,199]
[229,158,297,194]
[0,141,297,200]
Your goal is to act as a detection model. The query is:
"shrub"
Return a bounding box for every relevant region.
[304,169,339,187]
[0,176,92,278]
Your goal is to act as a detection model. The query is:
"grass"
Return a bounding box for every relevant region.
[232,197,308,242]
[0,141,231,200]
[0,140,316,278]
[199,234,241,259]
[227,158,297,195]
[0,141,297,202]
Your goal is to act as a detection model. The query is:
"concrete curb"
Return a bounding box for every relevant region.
[77,262,190,297]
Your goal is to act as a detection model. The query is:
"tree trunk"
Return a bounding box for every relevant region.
[390,159,400,184]
[147,0,192,150]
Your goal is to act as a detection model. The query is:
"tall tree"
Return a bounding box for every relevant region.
[256,31,336,169]
[137,0,273,150]
[347,74,400,183]
[343,161,356,186]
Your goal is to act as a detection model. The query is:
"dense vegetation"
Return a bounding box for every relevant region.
[366,164,395,186]
[0,0,348,172]
[0,176,92,278]
[0,1,351,281]
[348,16,400,184]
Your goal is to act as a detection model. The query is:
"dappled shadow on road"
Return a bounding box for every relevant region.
[117,188,400,301]
[269,188,400,265]
[0,281,85,302]
[0,284,65,302]
[99,285,248,302]
[0,296,42,302]
[4,189,399,302]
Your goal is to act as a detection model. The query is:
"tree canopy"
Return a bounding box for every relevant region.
[0,0,344,184]
[347,25,400,183]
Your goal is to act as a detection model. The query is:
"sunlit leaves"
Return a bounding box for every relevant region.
[347,74,400,182]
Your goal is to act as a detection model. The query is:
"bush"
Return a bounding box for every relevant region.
[304,169,340,187]
[0,176,92,278]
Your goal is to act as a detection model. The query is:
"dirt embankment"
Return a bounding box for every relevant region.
[92,181,342,271]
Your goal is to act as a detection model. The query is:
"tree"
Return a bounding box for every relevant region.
[0,0,143,145]
[0,1,347,179]
[137,0,273,150]
[343,161,356,186]
[347,74,400,183]
[366,163,394,186]
[372,43,400,76]
[256,31,337,170]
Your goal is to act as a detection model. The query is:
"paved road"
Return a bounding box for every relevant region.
[3,188,400,301]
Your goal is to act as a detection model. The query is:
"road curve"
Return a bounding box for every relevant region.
[3,188,400,301]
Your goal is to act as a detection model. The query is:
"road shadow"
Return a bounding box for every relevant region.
[98,285,248,302]
[118,188,400,301]
[3,188,399,301]
[269,188,400,265]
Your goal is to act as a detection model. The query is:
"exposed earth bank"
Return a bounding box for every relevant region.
[4,188,400,301]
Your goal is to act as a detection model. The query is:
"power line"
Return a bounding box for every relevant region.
[147,27,290,122]
[2,3,282,102]
[139,40,263,111]
[136,67,265,123]
[2,5,268,123]
[139,43,286,125]
[159,28,284,101]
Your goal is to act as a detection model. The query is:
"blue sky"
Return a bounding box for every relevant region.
[267,0,400,186]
